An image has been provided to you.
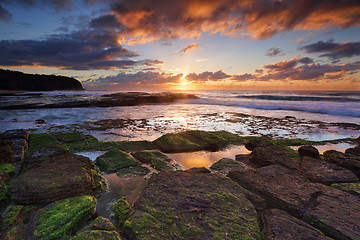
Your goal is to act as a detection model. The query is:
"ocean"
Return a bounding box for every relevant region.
[1,90,359,141]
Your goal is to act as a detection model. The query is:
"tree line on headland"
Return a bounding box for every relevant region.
[0,69,83,91]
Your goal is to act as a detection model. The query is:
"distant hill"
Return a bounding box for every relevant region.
[0,69,83,91]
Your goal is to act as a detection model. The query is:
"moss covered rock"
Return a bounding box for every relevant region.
[26,133,60,156]
[116,165,150,177]
[331,182,360,196]
[81,216,116,232]
[1,204,38,239]
[153,130,243,153]
[125,170,260,239]
[71,230,122,240]
[111,197,134,227]
[0,138,14,164]
[12,152,105,204]
[95,149,141,173]
[31,195,97,240]
[131,151,180,171]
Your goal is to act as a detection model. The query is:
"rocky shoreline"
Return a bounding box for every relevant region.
[0,92,198,110]
[0,129,359,239]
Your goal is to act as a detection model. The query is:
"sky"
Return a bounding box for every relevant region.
[0,0,359,91]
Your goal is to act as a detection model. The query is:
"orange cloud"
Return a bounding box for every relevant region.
[95,0,360,44]
[179,43,200,55]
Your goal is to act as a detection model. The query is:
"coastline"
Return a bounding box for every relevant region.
[0,90,360,239]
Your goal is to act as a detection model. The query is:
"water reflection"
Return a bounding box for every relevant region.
[96,174,148,220]
[166,145,250,169]
[291,143,355,154]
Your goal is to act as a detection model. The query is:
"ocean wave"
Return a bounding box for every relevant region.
[190,99,360,118]
[237,95,360,102]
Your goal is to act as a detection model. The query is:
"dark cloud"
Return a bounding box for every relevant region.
[89,14,120,30]
[179,43,200,55]
[0,0,73,22]
[259,60,360,81]
[186,70,230,82]
[264,57,314,70]
[0,29,169,70]
[298,57,314,64]
[231,73,256,81]
[88,71,183,87]
[266,47,281,57]
[184,59,360,83]
[301,39,360,60]
[0,4,11,22]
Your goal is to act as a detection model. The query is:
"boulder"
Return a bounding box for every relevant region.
[244,137,273,151]
[95,149,140,173]
[228,165,360,239]
[323,150,360,177]
[153,130,243,153]
[186,167,211,174]
[1,129,29,161]
[298,145,320,159]
[300,156,358,184]
[0,204,38,239]
[125,170,260,239]
[71,216,121,240]
[259,209,330,240]
[345,146,360,156]
[12,152,105,204]
[71,230,122,240]
[249,145,299,169]
[131,150,181,171]
[22,145,69,171]
[29,195,97,239]
[0,138,13,164]
[235,154,257,168]
[2,129,29,141]
[209,158,246,174]
[331,182,360,196]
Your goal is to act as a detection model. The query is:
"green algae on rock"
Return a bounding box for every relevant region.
[12,152,105,204]
[95,150,141,173]
[71,229,122,240]
[71,216,121,240]
[131,150,180,171]
[116,165,150,178]
[26,133,60,155]
[124,170,260,239]
[31,195,97,240]
[331,182,360,196]
[153,130,244,153]
[111,197,134,227]
[80,216,116,232]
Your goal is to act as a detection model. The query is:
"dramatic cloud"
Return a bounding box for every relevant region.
[87,71,183,87]
[0,29,166,70]
[0,4,11,22]
[263,57,313,70]
[0,0,73,22]
[179,43,200,55]
[186,70,230,82]
[184,59,359,83]
[259,59,360,81]
[91,0,360,44]
[301,39,360,60]
[266,47,281,57]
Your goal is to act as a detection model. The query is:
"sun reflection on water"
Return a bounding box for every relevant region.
[166,145,250,169]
